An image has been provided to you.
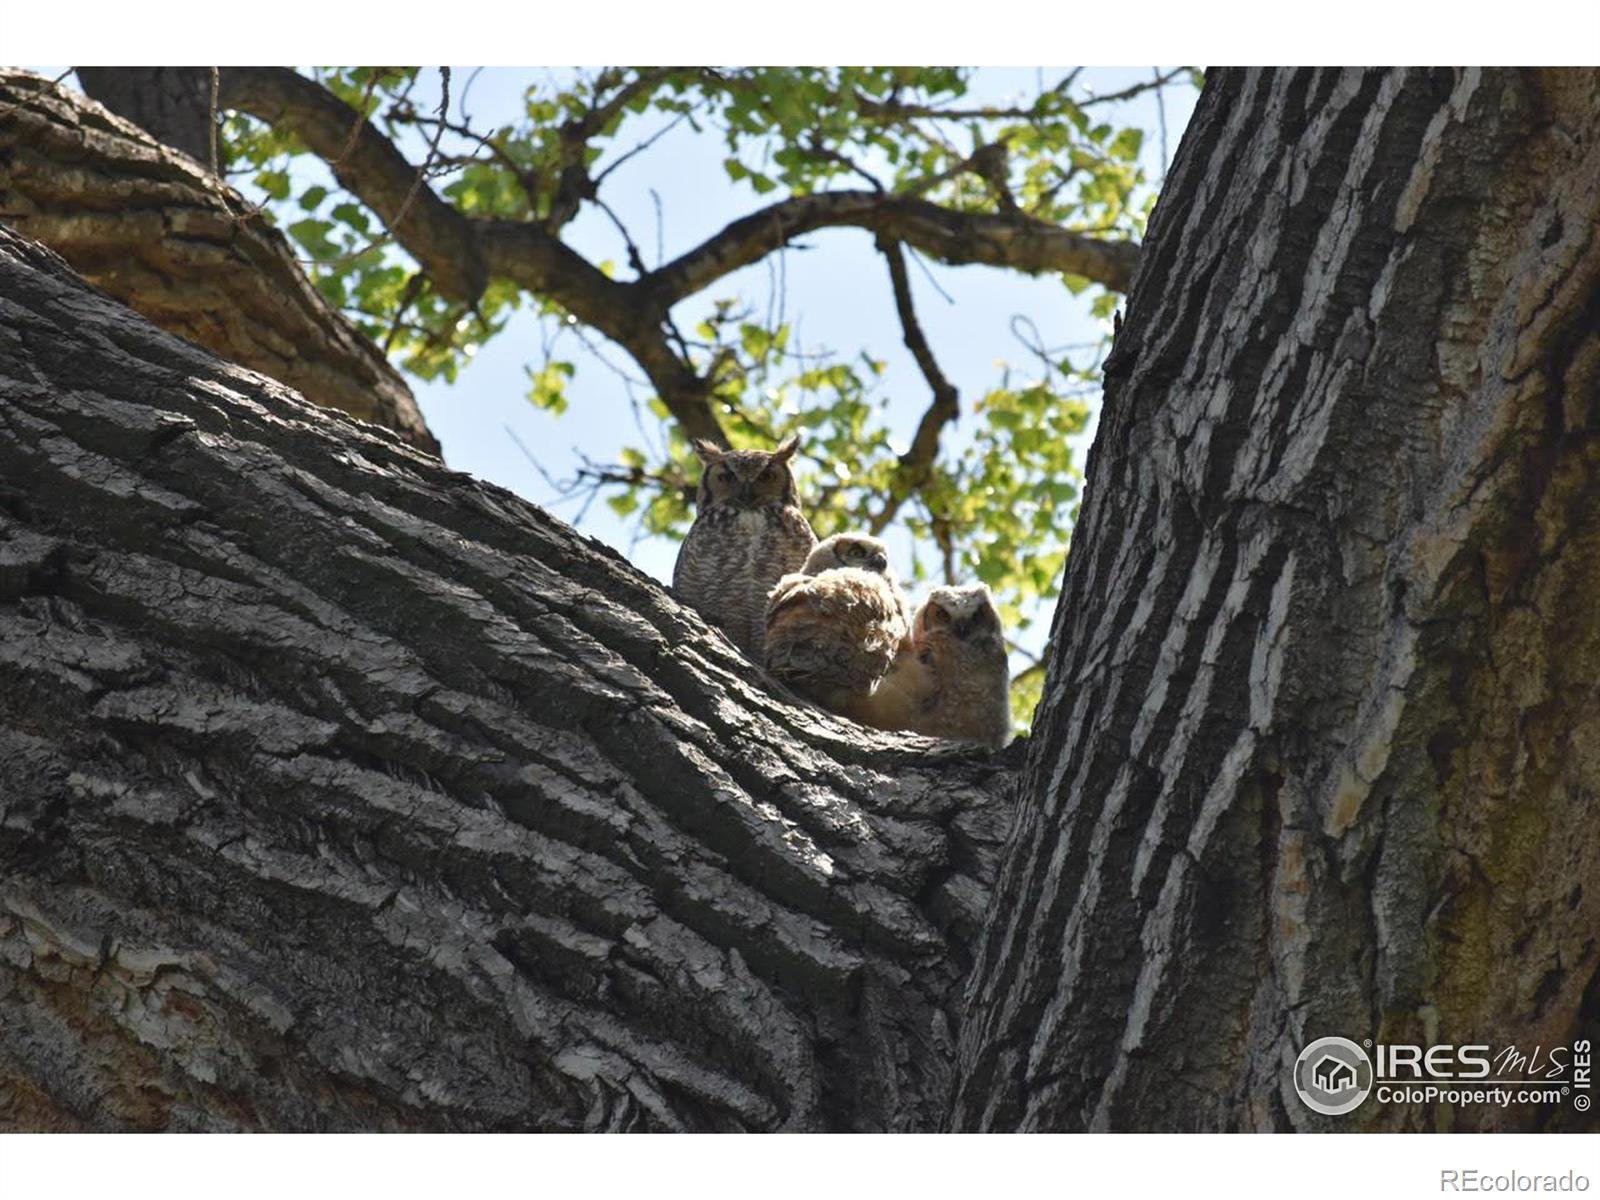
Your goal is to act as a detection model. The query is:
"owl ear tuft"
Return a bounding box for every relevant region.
[690,439,724,465]
[772,435,800,462]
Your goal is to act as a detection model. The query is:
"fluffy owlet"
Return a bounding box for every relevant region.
[898,584,1011,749]
[672,435,817,658]
[763,534,912,714]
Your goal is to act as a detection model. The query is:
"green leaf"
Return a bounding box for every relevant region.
[526,360,574,414]
[1109,128,1144,162]
[256,169,291,201]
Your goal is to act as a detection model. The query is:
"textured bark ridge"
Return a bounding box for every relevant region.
[954,68,1600,1132]
[0,227,1015,1131]
[0,71,437,455]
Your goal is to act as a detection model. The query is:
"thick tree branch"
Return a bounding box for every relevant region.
[646,191,1139,302]
[75,67,218,168]
[955,66,1600,1134]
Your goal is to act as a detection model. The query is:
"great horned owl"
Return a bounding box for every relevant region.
[672,435,817,658]
[898,583,1011,749]
[763,533,911,713]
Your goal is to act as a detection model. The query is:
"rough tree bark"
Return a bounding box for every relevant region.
[1,66,1596,1135]
[0,223,1016,1131]
[953,67,1600,1132]
[0,71,438,455]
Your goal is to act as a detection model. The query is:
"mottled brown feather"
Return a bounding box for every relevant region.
[672,441,816,658]
[764,566,909,711]
[898,585,1011,748]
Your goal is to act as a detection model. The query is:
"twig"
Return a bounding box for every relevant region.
[1079,67,1189,108]
[332,69,385,168]
[396,109,540,203]
[302,68,451,273]
[1154,66,1171,181]
[390,67,450,234]
[592,109,694,189]
[208,67,220,177]
[592,195,649,277]
[650,188,665,267]
[905,244,955,306]
[381,273,428,354]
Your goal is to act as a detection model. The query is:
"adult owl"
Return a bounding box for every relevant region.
[672,435,816,658]
[763,533,911,714]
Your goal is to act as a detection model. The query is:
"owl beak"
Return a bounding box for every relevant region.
[953,615,975,638]
[867,552,888,573]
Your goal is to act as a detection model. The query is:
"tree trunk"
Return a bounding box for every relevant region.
[953,67,1600,1133]
[0,71,438,456]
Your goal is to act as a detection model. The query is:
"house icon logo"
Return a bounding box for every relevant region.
[1313,1054,1356,1093]
[1293,1036,1374,1117]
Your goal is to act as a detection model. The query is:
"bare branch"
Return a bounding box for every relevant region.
[593,108,694,190]
[546,68,689,230]
[474,220,726,446]
[853,70,1081,123]
[573,68,684,143]
[1078,67,1191,108]
[803,136,885,191]
[393,108,541,206]
[207,67,219,176]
